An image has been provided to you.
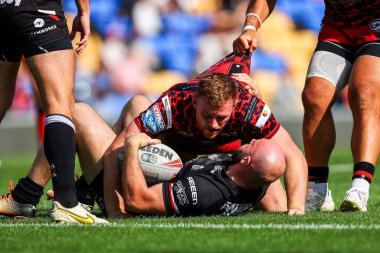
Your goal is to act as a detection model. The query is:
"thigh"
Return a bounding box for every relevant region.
[306,41,354,92]
[0,61,21,109]
[26,49,75,116]
[351,42,380,89]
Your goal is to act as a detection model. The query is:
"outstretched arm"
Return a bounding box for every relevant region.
[121,133,166,214]
[271,126,307,215]
[233,0,277,53]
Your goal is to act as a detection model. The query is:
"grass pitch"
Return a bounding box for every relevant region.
[1,150,380,253]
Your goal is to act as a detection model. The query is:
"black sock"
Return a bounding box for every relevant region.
[44,114,77,208]
[352,162,375,183]
[75,175,95,207]
[308,166,329,183]
[88,170,107,216]
[12,177,44,206]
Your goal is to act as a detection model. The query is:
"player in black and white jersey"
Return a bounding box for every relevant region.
[162,152,269,216]
[118,133,285,217]
[0,0,107,223]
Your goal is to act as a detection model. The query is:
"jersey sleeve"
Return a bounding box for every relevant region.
[134,92,174,137]
[240,97,280,140]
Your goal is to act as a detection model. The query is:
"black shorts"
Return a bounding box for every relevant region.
[0,0,73,62]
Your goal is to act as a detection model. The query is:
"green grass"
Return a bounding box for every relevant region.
[1,150,380,253]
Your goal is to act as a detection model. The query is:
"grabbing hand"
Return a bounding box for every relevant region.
[231,73,262,99]
[70,14,91,55]
[124,133,161,150]
[233,30,257,54]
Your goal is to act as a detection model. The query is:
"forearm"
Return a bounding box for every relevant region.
[122,144,150,209]
[103,147,126,217]
[284,151,307,211]
[75,0,90,15]
[271,126,307,213]
[244,0,277,29]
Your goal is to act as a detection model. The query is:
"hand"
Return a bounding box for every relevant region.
[287,208,305,216]
[232,30,257,53]
[231,73,262,99]
[70,14,91,55]
[124,133,161,150]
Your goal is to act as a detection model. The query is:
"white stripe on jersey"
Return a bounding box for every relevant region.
[161,95,172,129]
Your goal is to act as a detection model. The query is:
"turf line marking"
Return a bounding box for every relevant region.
[1,223,380,230]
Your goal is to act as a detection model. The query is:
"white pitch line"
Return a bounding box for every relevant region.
[0,222,380,230]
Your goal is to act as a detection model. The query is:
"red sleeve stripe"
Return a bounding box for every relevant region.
[168,183,179,214]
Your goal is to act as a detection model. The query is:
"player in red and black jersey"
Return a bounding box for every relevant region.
[103,53,307,217]
[234,0,380,212]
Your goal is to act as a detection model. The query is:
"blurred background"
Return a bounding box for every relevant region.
[0,0,353,154]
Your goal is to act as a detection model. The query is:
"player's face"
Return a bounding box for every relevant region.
[193,96,235,139]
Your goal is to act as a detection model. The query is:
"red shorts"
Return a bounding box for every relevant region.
[318,23,380,46]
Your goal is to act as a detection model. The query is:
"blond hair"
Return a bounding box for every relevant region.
[196,73,238,108]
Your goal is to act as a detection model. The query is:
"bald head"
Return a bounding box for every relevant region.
[230,139,286,190]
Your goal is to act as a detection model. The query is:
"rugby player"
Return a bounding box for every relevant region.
[103,53,307,217]
[0,0,107,223]
[118,133,285,217]
[234,0,380,212]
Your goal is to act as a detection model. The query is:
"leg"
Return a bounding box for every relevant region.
[74,102,116,183]
[348,55,380,166]
[302,76,338,211]
[0,61,20,122]
[26,50,77,208]
[340,54,380,212]
[302,76,337,168]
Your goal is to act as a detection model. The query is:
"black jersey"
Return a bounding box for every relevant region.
[162,153,268,216]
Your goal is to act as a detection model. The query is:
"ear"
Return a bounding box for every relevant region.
[240,155,251,166]
[193,96,198,109]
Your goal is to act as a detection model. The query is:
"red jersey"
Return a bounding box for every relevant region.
[134,53,280,154]
[323,0,380,27]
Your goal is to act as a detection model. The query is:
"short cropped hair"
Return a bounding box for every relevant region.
[196,73,238,108]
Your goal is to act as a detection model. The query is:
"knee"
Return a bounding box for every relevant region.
[72,102,92,125]
[348,82,377,112]
[124,95,151,111]
[121,95,152,119]
[302,85,333,114]
[302,87,321,111]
